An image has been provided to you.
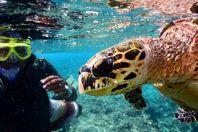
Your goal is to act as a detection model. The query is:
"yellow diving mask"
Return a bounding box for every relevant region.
[0,37,31,61]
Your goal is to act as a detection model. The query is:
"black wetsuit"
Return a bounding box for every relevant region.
[0,54,58,132]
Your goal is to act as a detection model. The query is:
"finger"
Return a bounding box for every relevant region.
[45,82,67,91]
[41,75,60,84]
[43,78,65,89]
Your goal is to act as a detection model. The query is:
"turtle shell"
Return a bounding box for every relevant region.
[159,17,198,38]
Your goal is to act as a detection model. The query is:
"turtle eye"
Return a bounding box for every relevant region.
[92,57,113,77]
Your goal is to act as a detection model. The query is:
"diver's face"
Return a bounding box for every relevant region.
[0,53,25,70]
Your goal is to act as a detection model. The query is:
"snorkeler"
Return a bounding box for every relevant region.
[0,36,80,131]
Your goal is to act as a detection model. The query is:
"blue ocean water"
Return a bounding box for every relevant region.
[28,1,198,132]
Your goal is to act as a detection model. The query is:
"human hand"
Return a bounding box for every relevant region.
[41,75,78,101]
[41,75,67,96]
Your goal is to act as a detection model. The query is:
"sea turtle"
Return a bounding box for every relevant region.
[78,17,198,123]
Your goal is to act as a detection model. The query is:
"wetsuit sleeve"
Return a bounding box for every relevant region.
[42,59,60,76]
[34,59,60,78]
[33,58,78,101]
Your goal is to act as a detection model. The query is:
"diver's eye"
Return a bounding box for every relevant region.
[92,57,113,77]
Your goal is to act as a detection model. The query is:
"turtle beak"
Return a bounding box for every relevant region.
[78,73,113,96]
[78,66,95,94]
[78,66,112,96]
[78,74,85,94]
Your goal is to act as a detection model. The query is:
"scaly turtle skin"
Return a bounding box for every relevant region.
[108,0,198,15]
[78,17,198,123]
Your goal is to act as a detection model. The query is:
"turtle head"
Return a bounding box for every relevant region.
[78,39,149,96]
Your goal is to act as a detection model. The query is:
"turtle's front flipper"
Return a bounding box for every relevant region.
[175,107,198,123]
[124,87,146,110]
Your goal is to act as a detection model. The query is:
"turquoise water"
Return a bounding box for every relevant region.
[4,0,198,131]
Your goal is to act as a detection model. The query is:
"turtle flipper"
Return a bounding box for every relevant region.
[175,107,198,123]
[124,87,146,110]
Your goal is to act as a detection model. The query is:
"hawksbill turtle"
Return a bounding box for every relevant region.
[78,17,198,123]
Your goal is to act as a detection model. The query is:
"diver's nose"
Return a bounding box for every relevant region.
[7,53,18,63]
[92,57,113,77]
